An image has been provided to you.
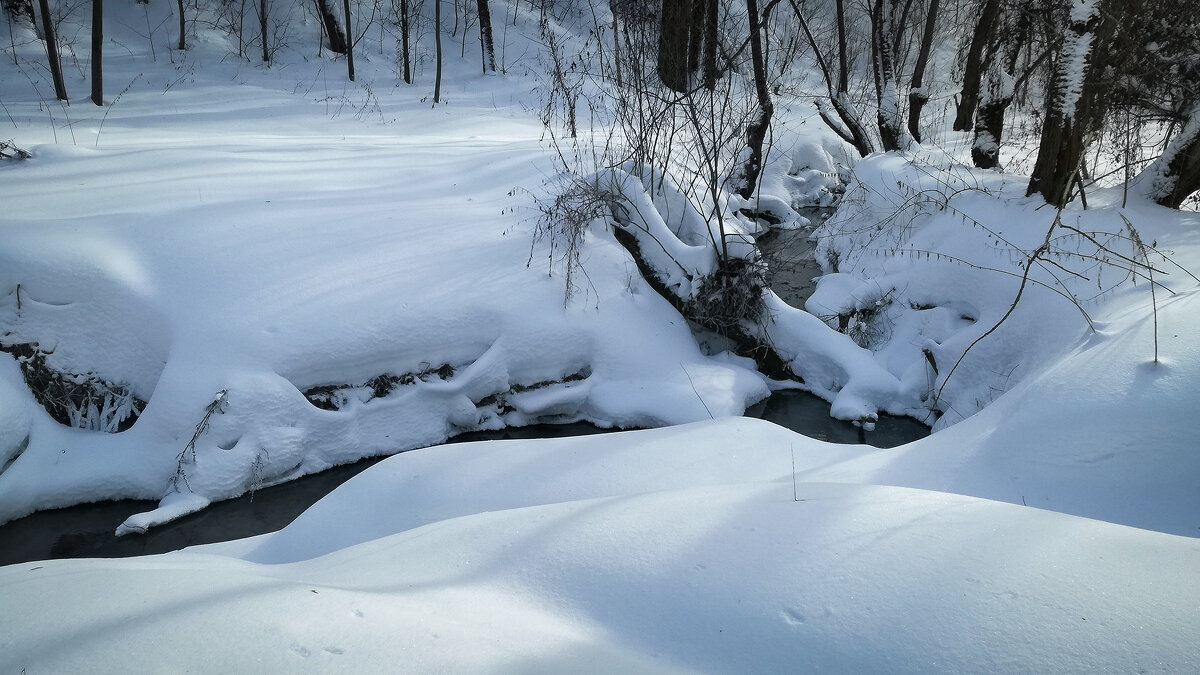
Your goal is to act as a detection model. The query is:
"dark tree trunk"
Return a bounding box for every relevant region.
[791,0,875,156]
[175,0,186,50]
[433,0,443,102]
[701,0,717,88]
[259,0,269,63]
[971,3,1028,169]
[315,0,347,54]
[342,0,354,80]
[1026,0,1123,206]
[38,0,68,101]
[90,0,101,106]
[834,0,874,155]
[836,0,849,92]
[906,0,939,143]
[971,93,1008,168]
[1138,106,1200,209]
[477,0,496,73]
[738,0,774,199]
[399,0,411,83]
[954,0,1002,131]
[682,0,717,89]
[658,0,691,91]
[1154,134,1200,209]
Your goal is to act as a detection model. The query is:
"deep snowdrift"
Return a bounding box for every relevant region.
[3,419,1198,673]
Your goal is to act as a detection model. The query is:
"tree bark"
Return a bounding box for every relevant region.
[971,2,1028,169]
[38,0,68,101]
[477,0,496,73]
[872,0,912,151]
[658,0,691,91]
[790,0,875,157]
[399,0,411,83]
[90,0,102,106]
[954,0,1001,131]
[701,0,718,88]
[433,0,443,102]
[906,0,939,142]
[738,0,773,199]
[342,0,354,80]
[175,0,186,50]
[259,0,269,63]
[1026,0,1123,206]
[315,0,347,54]
[1136,105,1200,208]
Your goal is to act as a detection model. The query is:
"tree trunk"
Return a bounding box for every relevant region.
[836,0,850,93]
[90,0,101,105]
[792,0,878,154]
[738,0,773,200]
[175,0,186,50]
[433,0,443,102]
[658,0,691,91]
[701,0,717,88]
[399,0,411,83]
[872,0,911,152]
[954,0,1001,131]
[477,0,496,73]
[259,0,269,63]
[971,3,1028,169]
[906,0,939,143]
[315,0,347,54]
[38,0,68,101]
[971,85,1009,168]
[1026,0,1122,206]
[342,0,354,80]
[1135,105,1200,209]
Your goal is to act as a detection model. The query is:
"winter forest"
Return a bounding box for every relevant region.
[1,0,1199,671]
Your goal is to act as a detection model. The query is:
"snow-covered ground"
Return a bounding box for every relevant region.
[2,1,1199,671]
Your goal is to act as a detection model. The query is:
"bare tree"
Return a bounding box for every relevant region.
[1026,0,1125,206]
[738,0,773,198]
[316,0,348,54]
[90,0,102,105]
[434,0,443,102]
[398,0,413,83]
[657,0,719,92]
[477,0,495,73]
[37,0,68,100]
[343,0,355,80]
[258,0,270,63]
[789,0,876,157]
[871,0,912,151]
[659,0,691,91]
[175,0,187,50]
[906,0,938,142]
[954,0,1002,131]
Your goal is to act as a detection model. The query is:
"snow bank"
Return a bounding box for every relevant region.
[811,153,1200,428]
[0,3,768,529]
[2,419,1197,672]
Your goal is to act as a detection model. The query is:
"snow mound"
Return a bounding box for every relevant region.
[3,419,1197,672]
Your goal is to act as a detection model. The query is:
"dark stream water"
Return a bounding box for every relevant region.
[0,208,929,567]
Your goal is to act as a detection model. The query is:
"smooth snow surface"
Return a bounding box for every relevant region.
[3,420,1199,673]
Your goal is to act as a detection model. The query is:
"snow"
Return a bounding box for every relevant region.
[3,420,1199,672]
[2,0,1199,671]
[1058,0,1101,120]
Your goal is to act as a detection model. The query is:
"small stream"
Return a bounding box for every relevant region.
[0,207,929,567]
